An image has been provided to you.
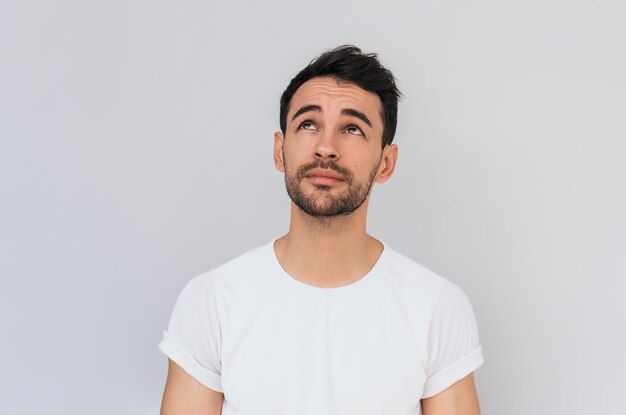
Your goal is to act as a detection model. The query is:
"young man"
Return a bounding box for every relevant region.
[159,45,484,415]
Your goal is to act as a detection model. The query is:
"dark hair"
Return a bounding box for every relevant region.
[279,45,401,148]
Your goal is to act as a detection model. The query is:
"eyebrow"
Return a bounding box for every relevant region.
[290,105,373,128]
[291,104,322,122]
[341,108,372,128]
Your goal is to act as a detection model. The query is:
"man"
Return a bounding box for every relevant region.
[159,45,484,415]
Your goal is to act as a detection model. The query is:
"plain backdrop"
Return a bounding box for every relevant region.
[1,0,624,414]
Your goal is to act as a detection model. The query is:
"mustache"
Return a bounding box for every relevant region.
[296,160,353,182]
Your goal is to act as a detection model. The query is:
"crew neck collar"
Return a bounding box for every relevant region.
[267,236,388,294]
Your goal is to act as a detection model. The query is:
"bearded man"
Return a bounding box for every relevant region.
[159,45,484,415]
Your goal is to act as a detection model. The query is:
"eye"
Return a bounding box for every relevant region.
[298,120,317,130]
[344,125,364,136]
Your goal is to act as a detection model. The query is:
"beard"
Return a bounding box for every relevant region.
[284,156,380,218]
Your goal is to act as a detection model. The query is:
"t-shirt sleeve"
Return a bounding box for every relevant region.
[421,279,484,398]
[158,273,223,392]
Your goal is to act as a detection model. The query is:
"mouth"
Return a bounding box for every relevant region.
[304,168,345,186]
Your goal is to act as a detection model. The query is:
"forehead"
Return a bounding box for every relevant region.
[289,77,382,122]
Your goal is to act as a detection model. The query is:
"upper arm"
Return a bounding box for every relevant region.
[422,280,484,398]
[421,373,480,415]
[161,359,224,415]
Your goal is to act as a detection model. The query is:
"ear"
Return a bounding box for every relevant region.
[274,131,285,172]
[375,144,398,183]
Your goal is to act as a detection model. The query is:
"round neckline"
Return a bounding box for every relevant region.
[268,236,388,294]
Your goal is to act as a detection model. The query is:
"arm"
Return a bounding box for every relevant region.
[421,373,480,415]
[161,359,224,415]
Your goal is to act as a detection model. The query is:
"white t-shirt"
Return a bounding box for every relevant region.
[159,238,483,414]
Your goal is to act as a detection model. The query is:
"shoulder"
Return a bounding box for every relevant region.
[374,245,454,320]
[381,245,447,295]
[212,241,271,277]
[183,239,274,293]
[384,247,477,317]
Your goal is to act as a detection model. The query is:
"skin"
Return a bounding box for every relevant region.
[160,76,480,414]
[421,373,481,415]
[272,76,397,287]
[161,360,223,415]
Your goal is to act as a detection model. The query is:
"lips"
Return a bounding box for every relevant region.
[304,168,345,185]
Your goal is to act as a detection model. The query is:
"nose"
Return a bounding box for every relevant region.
[314,130,339,161]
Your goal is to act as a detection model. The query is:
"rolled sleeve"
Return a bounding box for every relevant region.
[422,279,484,398]
[159,272,223,392]
[159,331,223,392]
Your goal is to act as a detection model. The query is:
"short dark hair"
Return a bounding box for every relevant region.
[279,45,401,148]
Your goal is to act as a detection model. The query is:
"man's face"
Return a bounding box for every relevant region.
[274,76,395,218]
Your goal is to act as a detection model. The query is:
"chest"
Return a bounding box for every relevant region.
[219,289,429,414]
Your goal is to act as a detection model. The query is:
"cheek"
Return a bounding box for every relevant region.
[359,152,383,178]
[283,139,314,164]
[350,145,380,167]
[281,147,301,173]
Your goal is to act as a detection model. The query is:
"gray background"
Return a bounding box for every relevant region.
[1,0,624,414]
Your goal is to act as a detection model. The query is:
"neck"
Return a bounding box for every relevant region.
[273,201,383,288]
